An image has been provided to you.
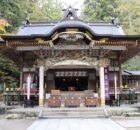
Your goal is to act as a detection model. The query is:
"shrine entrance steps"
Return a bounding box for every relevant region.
[38,108,106,119]
[6,106,139,119]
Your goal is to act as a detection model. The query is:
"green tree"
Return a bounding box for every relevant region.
[20,0,62,21]
[0,54,19,88]
[117,0,140,35]
[0,0,62,32]
[0,19,9,34]
[40,0,62,21]
[0,0,22,32]
[20,0,41,21]
[122,54,140,71]
[81,0,119,22]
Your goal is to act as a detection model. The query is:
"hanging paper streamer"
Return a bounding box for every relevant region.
[27,74,31,100]
[114,74,117,99]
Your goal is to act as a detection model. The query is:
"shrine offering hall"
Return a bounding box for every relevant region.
[1,7,140,107]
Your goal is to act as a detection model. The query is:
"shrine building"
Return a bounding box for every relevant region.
[1,7,140,107]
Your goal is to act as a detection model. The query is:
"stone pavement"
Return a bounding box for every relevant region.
[27,118,127,130]
[0,118,34,130]
[0,115,140,130]
[113,117,140,130]
[26,117,140,130]
[117,120,140,127]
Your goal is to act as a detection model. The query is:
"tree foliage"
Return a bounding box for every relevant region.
[0,54,19,87]
[0,0,22,32]
[81,0,119,22]
[122,54,140,71]
[38,0,62,21]
[0,19,9,34]
[117,0,140,35]
[0,0,62,33]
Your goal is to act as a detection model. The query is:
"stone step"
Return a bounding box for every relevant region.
[39,109,106,118]
[39,115,106,119]
[125,112,140,117]
[42,112,105,116]
[40,108,104,112]
[42,109,105,112]
[7,107,139,119]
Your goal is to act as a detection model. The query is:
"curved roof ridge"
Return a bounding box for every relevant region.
[16,6,125,36]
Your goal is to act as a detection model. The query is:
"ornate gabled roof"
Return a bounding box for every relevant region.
[1,7,140,43]
[16,21,124,36]
[15,6,125,37]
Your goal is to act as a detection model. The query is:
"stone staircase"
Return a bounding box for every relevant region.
[38,108,107,119]
[6,106,139,119]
